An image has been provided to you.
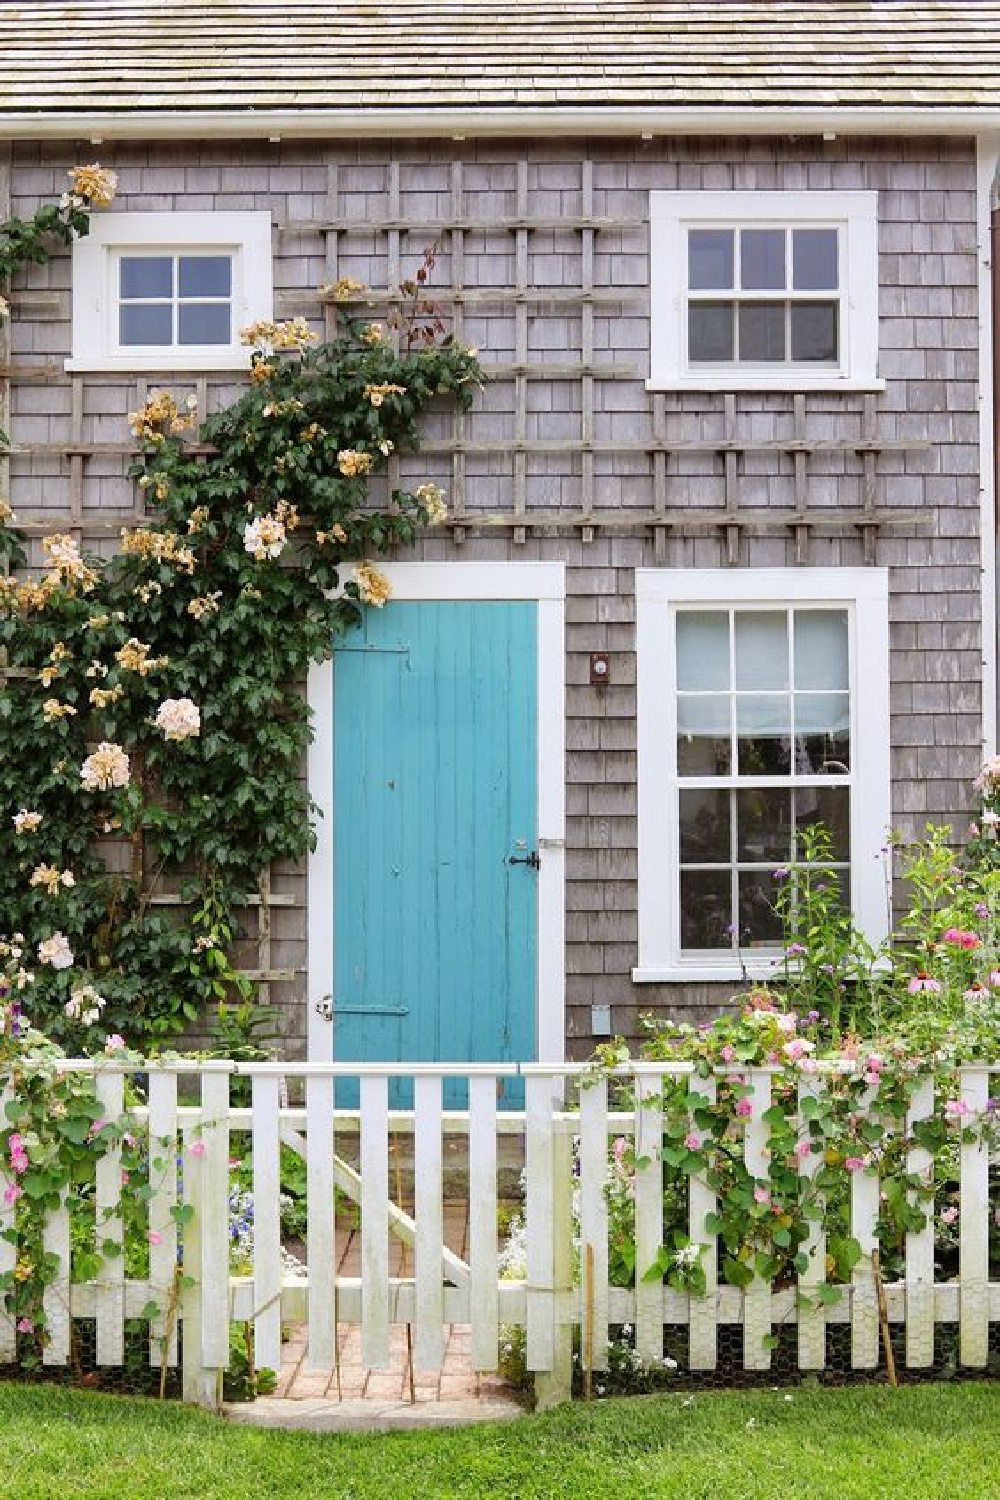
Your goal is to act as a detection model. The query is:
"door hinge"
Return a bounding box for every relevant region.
[508,850,540,869]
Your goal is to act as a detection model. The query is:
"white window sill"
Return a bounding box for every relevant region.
[646,376,887,395]
[66,352,253,374]
[632,961,783,985]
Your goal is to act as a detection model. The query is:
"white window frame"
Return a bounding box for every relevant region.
[648,191,882,393]
[68,211,273,373]
[634,567,890,983]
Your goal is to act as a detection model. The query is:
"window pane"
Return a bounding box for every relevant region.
[792,229,838,291]
[179,255,232,297]
[677,611,730,691]
[680,869,732,949]
[178,303,231,345]
[740,228,785,290]
[120,256,172,299]
[680,789,730,862]
[738,871,784,946]
[689,302,734,362]
[738,302,785,362]
[688,229,734,290]
[736,788,793,863]
[119,303,172,345]
[794,610,848,691]
[677,695,731,775]
[796,786,851,861]
[796,699,851,773]
[736,702,792,776]
[791,302,838,363]
[735,611,788,689]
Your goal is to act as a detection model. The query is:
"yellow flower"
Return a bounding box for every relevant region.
[338,449,375,478]
[363,383,407,408]
[67,163,117,207]
[355,562,391,608]
[42,699,78,722]
[90,685,124,709]
[115,638,168,676]
[358,323,386,346]
[29,864,75,896]
[319,276,369,301]
[187,592,223,620]
[128,392,196,444]
[415,482,448,525]
[239,318,316,352]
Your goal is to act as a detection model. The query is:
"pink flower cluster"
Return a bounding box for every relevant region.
[3,1133,28,1205]
[941,927,980,949]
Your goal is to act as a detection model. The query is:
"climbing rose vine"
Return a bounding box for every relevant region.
[0,175,482,1048]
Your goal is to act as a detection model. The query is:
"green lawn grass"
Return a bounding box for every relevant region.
[1,1382,998,1500]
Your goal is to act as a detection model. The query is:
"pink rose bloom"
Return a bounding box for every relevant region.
[105,1034,126,1053]
[795,1140,812,1160]
[845,1156,865,1172]
[866,1054,883,1072]
[735,1098,753,1118]
[753,1186,770,1205]
[720,1045,735,1063]
[148,1230,163,1246]
[3,1183,22,1206]
[188,1140,207,1158]
[16,1318,33,1334]
[782,1038,815,1062]
[941,1206,959,1225]
[685,1133,700,1151]
[944,1099,968,1120]
[611,1136,627,1160]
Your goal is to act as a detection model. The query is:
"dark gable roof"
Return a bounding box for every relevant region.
[0,2,999,127]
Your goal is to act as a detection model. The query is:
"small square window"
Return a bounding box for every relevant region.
[69,211,273,372]
[649,191,880,392]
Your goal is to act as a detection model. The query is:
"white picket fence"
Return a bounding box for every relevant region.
[1,1059,997,1409]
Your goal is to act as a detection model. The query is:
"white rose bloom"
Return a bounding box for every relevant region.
[154,697,201,742]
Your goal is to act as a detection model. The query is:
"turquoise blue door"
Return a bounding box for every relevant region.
[332,601,538,1106]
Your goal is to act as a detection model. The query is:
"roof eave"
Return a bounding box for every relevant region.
[1,105,1000,142]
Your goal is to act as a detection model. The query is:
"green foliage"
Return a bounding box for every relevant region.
[0,181,482,1050]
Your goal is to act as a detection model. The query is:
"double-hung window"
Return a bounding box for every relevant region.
[69,211,273,372]
[648,191,880,392]
[635,568,890,982]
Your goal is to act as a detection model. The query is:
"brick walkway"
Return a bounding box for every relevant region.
[224,1202,526,1431]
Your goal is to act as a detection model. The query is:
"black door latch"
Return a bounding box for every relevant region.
[508,850,541,869]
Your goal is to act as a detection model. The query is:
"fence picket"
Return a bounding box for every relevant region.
[743,1069,772,1371]
[959,1067,990,1368]
[360,1073,390,1369]
[252,1072,283,1374]
[41,1188,71,1366]
[687,1073,717,1371]
[468,1074,499,1371]
[94,1071,124,1366]
[305,1073,336,1371]
[200,1067,231,1381]
[905,1074,935,1368]
[525,1074,555,1372]
[579,1075,609,1372]
[796,1076,826,1370]
[147,1070,179,1368]
[850,1084,880,1370]
[413,1074,444,1371]
[0,1083,16,1359]
[634,1072,664,1366]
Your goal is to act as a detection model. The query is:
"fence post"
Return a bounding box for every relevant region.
[534,1105,574,1411]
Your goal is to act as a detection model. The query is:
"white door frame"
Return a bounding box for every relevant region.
[306,560,566,1064]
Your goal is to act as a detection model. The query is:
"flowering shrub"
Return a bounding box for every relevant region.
[588,797,1000,1308]
[0,178,481,1049]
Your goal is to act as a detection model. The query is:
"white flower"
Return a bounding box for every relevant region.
[80,741,131,792]
[154,697,201,742]
[65,985,105,1026]
[37,932,73,971]
[12,810,42,835]
[243,514,287,560]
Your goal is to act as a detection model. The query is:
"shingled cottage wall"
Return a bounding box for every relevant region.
[2,135,982,1056]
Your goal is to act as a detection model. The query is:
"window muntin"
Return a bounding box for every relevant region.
[116,252,234,350]
[675,606,850,957]
[648,191,880,392]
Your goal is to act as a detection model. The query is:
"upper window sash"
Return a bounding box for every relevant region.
[648,190,881,393]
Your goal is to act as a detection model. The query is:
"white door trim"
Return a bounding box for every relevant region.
[306,561,566,1065]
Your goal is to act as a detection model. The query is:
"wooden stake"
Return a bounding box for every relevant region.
[872,1248,898,1388]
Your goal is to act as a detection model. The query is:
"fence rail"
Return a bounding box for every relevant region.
[2,1059,997,1408]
